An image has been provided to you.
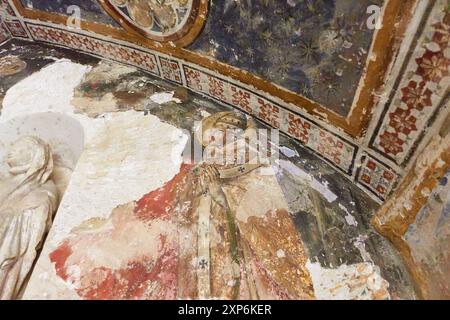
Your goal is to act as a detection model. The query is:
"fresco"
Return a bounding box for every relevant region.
[0,45,410,299]
[39,107,315,300]
[190,0,385,116]
[19,0,386,115]
[20,0,119,27]
[0,37,419,299]
[101,0,207,43]
[404,171,450,299]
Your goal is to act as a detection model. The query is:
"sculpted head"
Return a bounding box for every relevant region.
[6,136,54,183]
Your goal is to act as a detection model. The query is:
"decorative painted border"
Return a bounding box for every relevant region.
[1,2,443,204]
[4,18,27,38]
[159,56,182,84]
[370,2,450,166]
[356,154,400,201]
[183,65,358,175]
[2,18,412,202]
[28,24,159,76]
[8,0,417,138]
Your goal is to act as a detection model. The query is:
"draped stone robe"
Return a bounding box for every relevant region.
[0,137,58,300]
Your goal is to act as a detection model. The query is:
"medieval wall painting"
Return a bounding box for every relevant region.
[190,0,385,116]
[0,0,448,302]
[99,0,208,44]
[371,2,450,166]
[13,0,384,115]
[0,53,403,299]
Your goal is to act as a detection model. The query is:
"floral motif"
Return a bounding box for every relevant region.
[373,4,449,162]
[230,86,252,114]
[28,25,159,74]
[400,81,433,111]
[379,131,404,156]
[317,131,344,165]
[287,113,311,145]
[185,67,202,91]
[258,99,280,129]
[159,57,182,83]
[208,76,226,101]
[388,108,417,135]
[432,12,450,50]
[432,24,450,50]
[358,156,398,200]
[416,50,450,83]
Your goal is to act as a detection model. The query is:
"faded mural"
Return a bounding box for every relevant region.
[17,0,385,116]
[15,55,412,300]
[190,0,385,116]
[48,111,316,300]
[404,171,450,299]
[103,0,205,42]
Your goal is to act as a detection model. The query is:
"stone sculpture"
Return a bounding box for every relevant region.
[0,136,58,299]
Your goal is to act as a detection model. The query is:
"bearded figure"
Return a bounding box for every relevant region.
[0,137,58,300]
[49,112,315,300]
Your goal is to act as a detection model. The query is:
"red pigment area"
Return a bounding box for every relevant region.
[134,163,194,221]
[81,235,178,300]
[48,165,195,299]
[49,240,72,282]
[50,234,178,300]
[81,248,178,299]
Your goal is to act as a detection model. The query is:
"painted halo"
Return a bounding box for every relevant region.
[99,0,208,46]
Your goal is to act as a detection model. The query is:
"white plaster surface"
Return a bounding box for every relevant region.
[23,111,187,299]
[2,59,100,142]
[0,59,188,299]
[0,112,84,177]
[306,260,391,300]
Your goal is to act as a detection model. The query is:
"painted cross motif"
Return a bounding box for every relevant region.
[198,259,208,270]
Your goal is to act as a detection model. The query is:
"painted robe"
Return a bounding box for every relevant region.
[50,162,315,300]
